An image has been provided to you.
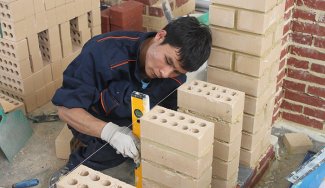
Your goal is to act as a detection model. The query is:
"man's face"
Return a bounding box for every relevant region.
[144,30,187,79]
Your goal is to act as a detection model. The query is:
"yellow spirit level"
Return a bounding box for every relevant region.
[131,91,150,188]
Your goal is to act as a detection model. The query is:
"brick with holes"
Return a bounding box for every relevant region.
[56,164,135,188]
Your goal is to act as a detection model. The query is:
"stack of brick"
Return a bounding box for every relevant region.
[140,105,214,187]
[56,164,135,188]
[0,0,101,113]
[138,0,195,31]
[207,0,286,169]
[177,80,245,188]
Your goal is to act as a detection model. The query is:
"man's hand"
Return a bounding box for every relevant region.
[101,122,140,163]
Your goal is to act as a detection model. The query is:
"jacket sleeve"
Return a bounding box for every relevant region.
[52,42,106,110]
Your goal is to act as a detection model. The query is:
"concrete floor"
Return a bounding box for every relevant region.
[0,102,324,188]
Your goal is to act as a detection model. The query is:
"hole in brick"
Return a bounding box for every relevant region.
[206,92,210,95]
[157,109,165,113]
[192,129,199,133]
[1,13,4,17]
[197,89,202,92]
[215,94,220,98]
[4,31,8,36]
[6,14,10,19]
[14,102,19,105]
[67,179,78,185]
[18,88,22,92]
[79,170,89,176]
[5,43,9,47]
[15,71,18,75]
[167,112,175,117]
[160,119,167,123]
[77,184,88,188]
[182,126,188,130]
[117,186,122,188]
[5,5,8,9]
[225,97,232,101]
[90,174,100,181]
[12,53,15,58]
[199,122,206,127]
[232,92,236,96]
[3,23,6,28]
[203,84,207,87]
[101,180,111,186]
[9,33,13,38]
[193,81,198,85]
[8,25,11,30]
[0,3,3,8]
[150,115,157,119]
[0,42,4,46]
[13,63,17,67]
[171,122,178,126]
[187,86,191,90]
[178,116,185,120]
[17,81,21,85]
[222,89,226,93]
[188,119,195,124]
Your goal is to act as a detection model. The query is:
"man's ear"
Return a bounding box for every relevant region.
[155,30,167,42]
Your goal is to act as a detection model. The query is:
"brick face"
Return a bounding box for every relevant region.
[282,112,323,130]
[285,90,324,108]
[304,107,325,120]
[286,57,309,69]
[287,68,325,85]
[307,85,325,98]
[296,0,325,11]
[283,79,306,92]
[292,9,316,21]
[281,100,303,113]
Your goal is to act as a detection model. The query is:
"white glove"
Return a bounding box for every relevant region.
[101,122,140,162]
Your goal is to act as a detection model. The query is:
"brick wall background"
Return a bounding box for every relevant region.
[274,0,325,130]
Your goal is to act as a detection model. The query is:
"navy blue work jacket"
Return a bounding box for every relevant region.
[52,31,186,127]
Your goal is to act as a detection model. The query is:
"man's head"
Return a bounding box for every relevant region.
[143,16,212,79]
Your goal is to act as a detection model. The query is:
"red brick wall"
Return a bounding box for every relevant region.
[274,0,325,130]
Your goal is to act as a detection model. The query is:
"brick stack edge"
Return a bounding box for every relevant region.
[0,0,102,113]
[207,0,285,170]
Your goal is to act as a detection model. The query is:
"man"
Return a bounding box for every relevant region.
[50,16,212,185]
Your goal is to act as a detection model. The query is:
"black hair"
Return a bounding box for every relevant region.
[162,16,212,72]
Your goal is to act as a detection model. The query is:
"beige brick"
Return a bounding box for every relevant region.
[44,0,55,10]
[235,42,282,77]
[141,138,213,178]
[213,133,241,162]
[143,15,167,30]
[0,0,25,22]
[43,63,53,84]
[239,141,262,168]
[0,93,25,113]
[244,81,276,115]
[178,108,243,143]
[142,160,212,188]
[243,94,274,134]
[59,22,73,57]
[55,124,73,159]
[73,1,86,17]
[91,25,102,37]
[71,14,89,31]
[211,173,237,188]
[33,69,46,90]
[178,80,245,123]
[237,8,277,34]
[141,106,214,157]
[57,165,135,188]
[0,57,32,79]
[35,12,48,32]
[207,66,269,97]
[143,178,168,188]
[0,38,29,60]
[88,9,101,27]
[34,0,46,13]
[208,47,233,70]
[211,0,277,12]
[283,133,313,154]
[92,0,100,9]
[211,27,273,57]
[46,8,58,27]
[209,5,235,28]
[51,60,63,80]
[55,0,65,7]
[45,81,56,100]
[212,155,239,180]
[83,0,93,12]
[274,21,285,44]
[173,0,195,17]
[241,124,268,151]
[35,86,48,107]
[55,5,68,24]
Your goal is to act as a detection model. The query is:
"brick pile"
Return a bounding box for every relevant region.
[207,0,286,169]
[138,0,195,31]
[177,80,245,188]
[140,105,214,187]
[0,0,101,112]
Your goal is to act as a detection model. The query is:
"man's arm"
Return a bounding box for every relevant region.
[57,106,106,138]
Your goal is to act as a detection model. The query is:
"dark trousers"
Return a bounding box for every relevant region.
[66,126,127,171]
